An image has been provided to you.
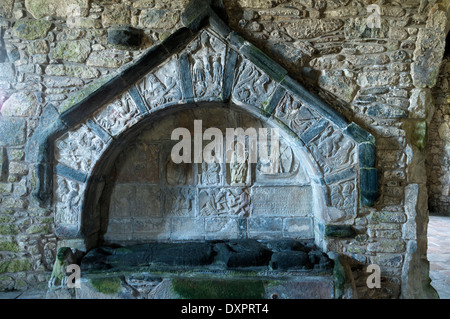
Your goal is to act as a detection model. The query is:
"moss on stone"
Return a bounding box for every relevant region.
[12,19,52,40]
[412,120,427,151]
[0,215,14,223]
[0,224,19,236]
[0,239,20,253]
[171,278,265,299]
[0,259,33,274]
[58,75,114,113]
[90,277,122,295]
[26,224,50,234]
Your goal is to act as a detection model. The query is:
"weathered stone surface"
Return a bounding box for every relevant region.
[0,118,26,146]
[318,70,357,103]
[28,40,49,55]
[107,26,143,48]
[102,4,131,27]
[1,92,38,117]
[139,9,180,29]
[409,88,433,120]
[45,65,100,79]
[25,0,90,19]
[214,239,272,268]
[251,186,312,217]
[357,71,399,87]
[265,277,334,299]
[50,40,91,63]
[412,29,446,88]
[285,19,344,39]
[0,0,13,18]
[344,17,389,39]
[86,50,131,68]
[0,63,15,80]
[12,20,52,40]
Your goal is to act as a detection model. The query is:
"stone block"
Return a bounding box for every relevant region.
[50,40,91,63]
[12,19,52,40]
[25,0,90,19]
[139,9,180,29]
[265,277,334,299]
[324,225,356,238]
[251,186,312,217]
[0,0,13,18]
[171,218,205,240]
[359,142,376,168]
[360,168,379,207]
[0,118,26,146]
[107,26,143,49]
[283,217,314,239]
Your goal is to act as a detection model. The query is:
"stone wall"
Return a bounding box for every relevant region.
[0,0,449,298]
[428,57,450,216]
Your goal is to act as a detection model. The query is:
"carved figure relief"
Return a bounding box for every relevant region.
[233,60,276,107]
[229,142,250,185]
[199,188,250,217]
[55,176,84,225]
[187,31,226,100]
[94,91,139,137]
[308,125,356,174]
[200,161,223,185]
[164,188,195,217]
[257,137,300,178]
[275,94,319,135]
[56,124,105,174]
[137,57,183,109]
[329,180,357,218]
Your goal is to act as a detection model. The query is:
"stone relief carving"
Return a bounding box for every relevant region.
[94,91,140,137]
[308,125,356,174]
[256,137,299,178]
[199,188,250,217]
[229,141,250,186]
[55,176,84,225]
[329,180,357,218]
[187,31,226,100]
[136,57,183,109]
[275,93,319,135]
[233,60,276,107]
[164,188,195,217]
[55,124,105,174]
[199,161,224,185]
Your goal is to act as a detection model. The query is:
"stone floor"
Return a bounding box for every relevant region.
[427,215,450,299]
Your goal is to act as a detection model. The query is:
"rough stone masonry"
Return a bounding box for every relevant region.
[0,0,449,299]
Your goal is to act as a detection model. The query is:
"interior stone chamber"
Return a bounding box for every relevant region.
[37,1,380,298]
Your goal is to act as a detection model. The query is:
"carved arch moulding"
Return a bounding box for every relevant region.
[30,0,378,250]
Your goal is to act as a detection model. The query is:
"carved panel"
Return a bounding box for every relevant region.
[94,91,140,137]
[55,176,85,225]
[232,59,276,107]
[256,137,307,183]
[328,180,358,218]
[251,186,312,217]
[275,93,320,135]
[198,162,225,186]
[55,124,106,174]
[164,187,195,217]
[199,187,250,217]
[186,31,227,100]
[308,125,357,175]
[136,57,183,109]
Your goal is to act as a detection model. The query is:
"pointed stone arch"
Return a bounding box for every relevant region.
[32,0,378,251]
